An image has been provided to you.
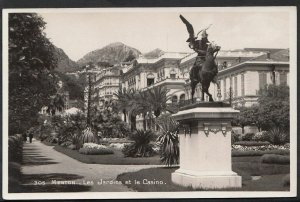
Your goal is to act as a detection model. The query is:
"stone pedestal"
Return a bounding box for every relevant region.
[171,104,242,189]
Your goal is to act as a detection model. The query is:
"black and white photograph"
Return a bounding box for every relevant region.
[2,6,297,200]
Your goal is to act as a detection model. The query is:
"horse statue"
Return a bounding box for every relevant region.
[179,14,220,102]
[190,42,220,102]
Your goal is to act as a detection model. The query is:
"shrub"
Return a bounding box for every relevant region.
[232,149,289,157]
[241,133,255,141]
[253,131,268,141]
[260,163,290,175]
[231,131,241,145]
[80,127,99,146]
[122,130,155,157]
[266,127,289,145]
[234,141,270,146]
[260,154,290,165]
[79,143,114,155]
[8,134,23,163]
[8,134,23,192]
[282,174,290,187]
[157,115,180,167]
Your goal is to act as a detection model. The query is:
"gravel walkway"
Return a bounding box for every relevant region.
[21,139,158,192]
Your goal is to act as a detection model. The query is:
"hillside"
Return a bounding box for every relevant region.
[77,42,141,67]
[53,47,79,72]
[143,48,164,59]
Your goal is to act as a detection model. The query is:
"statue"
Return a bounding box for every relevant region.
[180,15,220,102]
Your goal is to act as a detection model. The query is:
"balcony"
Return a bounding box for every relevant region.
[140,78,186,91]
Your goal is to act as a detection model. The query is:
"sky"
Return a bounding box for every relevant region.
[39,8,291,61]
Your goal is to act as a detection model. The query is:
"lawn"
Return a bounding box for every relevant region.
[53,145,162,165]
[116,156,290,192]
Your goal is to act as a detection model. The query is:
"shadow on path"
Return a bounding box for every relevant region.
[22,143,58,166]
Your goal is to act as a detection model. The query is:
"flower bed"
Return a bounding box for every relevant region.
[78,143,114,155]
[109,143,128,150]
[234,141,270,146]
[232,144,289,151]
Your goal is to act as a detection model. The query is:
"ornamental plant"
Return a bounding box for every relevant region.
[156,114,180,167]
[80,127,99,147]
[266,127,289,145]
[122,130,155,157]
[79,143,113,155]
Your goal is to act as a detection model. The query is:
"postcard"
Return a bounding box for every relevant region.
[2,7,297,200]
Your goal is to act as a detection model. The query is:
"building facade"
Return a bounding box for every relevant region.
[179,48,289,107]
[87,48,289,129]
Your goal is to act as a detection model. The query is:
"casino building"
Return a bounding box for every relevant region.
[87,48,289,129]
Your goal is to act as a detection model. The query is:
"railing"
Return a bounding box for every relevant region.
[140,78,186,91]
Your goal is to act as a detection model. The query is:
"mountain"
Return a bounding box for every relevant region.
[53,47,79,72]
[143,48,164,59]
[77,42,141,67]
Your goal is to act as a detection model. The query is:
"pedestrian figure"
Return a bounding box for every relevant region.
[29,131,33,143]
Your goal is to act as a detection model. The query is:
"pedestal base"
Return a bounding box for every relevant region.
[172,169,242,189]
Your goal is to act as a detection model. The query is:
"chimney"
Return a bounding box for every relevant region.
[267,51,271,59]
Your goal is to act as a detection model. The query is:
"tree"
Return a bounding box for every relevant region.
[56,72,84,101]
[233,84,290,133]
[257,84,289,131]
[9,13,58,135]
[233,105,260,133]
[146,86,171,118]
[114,88,141,131]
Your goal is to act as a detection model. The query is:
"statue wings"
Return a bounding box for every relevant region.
[179,14,195,42]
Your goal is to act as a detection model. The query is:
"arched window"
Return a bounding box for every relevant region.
[179,94,185,101]
[172,95,178,103]
[170,69,176,79]
[147,73,155,86]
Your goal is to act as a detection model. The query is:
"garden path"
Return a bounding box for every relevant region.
[21,139,159,192]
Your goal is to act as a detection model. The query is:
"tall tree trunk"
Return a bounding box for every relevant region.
[87,73,92,126]
[130,114,136,131]
[143,113,146,130]
[123,109,127,122]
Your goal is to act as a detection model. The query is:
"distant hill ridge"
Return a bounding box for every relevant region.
[76,42,141,67]
[53,46,79,73]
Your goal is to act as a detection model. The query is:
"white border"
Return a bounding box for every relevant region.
[2,7,297,200]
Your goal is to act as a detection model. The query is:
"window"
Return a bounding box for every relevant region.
[147,73,155,86]
[259,72,267,89]
[147,79,154,86]
[223,78,227,99]
[179,94,185,104]
[279,72,287,85]
[170,69,176,79]
[234,76,238,97]
[241,74,245,96]
[172,95,178,103]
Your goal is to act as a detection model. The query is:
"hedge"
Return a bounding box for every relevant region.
[260,154,290,165]
[8,134,23,192]
[232,149,290,157]
[234,141,270,146]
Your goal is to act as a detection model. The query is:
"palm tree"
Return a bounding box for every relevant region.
[144,86,171,130]
[147,86,171,118]
[136,91,152,130]
[114,88,129,123]
[114,88,139,131]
